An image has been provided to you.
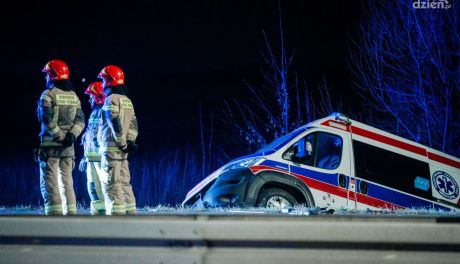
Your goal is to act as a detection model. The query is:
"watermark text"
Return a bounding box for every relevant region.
[413,0,451,9]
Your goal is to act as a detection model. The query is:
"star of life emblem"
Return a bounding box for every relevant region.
[432,171,459,200]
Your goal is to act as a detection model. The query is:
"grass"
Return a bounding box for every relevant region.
[2,204,459,217]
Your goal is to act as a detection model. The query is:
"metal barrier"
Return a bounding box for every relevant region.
[0,215,459,264]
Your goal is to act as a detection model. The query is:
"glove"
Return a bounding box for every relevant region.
[33,148,46,163]
[62,133,76,147]
[122,140,138,154]
[53,130,66,142]
[128,140,138,153]
[33,148,48,168]
[79,158,87,172]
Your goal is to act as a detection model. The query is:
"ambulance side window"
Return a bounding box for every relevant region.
[353,140,431,199]
[283,132,342,170]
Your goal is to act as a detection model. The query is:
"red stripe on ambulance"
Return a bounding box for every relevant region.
[351,126,427,156]
[427,152,460,169]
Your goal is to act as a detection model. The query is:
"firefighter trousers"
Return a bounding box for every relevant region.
[86,161,105,215]
[100,155,136,215]
[39,157,76,215]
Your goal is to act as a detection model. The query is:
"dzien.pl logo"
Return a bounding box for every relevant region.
[413,0,451,9]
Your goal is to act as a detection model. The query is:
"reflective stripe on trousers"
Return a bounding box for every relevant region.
[90,200,106,215]
[126,203,136,215]
[44,204,63,215]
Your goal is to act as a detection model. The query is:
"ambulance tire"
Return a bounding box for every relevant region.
[256,188,298,209]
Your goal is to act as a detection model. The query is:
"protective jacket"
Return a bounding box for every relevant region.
[99,93,138,158]
[38,86,85,157]
[82,107,103,162]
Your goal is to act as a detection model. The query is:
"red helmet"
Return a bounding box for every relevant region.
[85,82,106,105]
[98,65,125,87]
[42,59,69,81]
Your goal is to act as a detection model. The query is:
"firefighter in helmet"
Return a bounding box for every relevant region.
[79,82,106,215]
[37,59,85,215]
[98,65,138,215]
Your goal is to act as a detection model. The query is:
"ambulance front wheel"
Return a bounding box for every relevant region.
[256,188,298,210]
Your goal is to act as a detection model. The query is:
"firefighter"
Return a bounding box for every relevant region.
[37,59,85,215]
[98,65,138,215]
[79,82,106,215]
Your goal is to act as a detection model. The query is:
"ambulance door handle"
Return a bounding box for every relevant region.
[338,174,347,188]
[359,181,368,195]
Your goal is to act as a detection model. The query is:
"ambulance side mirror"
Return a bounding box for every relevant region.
[294,138,307,159]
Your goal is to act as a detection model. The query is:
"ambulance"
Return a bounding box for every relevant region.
[182,113,460,211]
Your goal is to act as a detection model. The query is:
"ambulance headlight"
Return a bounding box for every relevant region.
[224,157,265,171]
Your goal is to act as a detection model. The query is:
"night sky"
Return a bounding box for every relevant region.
[0,0,362,155]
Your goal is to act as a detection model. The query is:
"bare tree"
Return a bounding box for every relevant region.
[200,103,219,176]
[349,0,460,156]
[224,3,340,150]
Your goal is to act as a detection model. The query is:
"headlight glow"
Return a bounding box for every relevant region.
[224,157,265,171]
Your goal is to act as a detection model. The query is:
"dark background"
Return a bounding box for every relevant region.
[0,0,361,153]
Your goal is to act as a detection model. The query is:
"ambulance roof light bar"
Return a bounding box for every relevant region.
[331,112,351,125]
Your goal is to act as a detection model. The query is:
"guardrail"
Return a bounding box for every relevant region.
[0,215,459,264]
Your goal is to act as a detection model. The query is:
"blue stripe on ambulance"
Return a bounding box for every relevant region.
[261,160,338,186]
[357,179,451,210]
[261,160,290,172]
[289,164,338,186]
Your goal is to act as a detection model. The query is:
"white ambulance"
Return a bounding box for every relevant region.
[183,113,460,211]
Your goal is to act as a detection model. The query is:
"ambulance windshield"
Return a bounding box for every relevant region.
[257,127,309,153]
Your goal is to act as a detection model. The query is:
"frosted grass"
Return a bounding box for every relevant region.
[1,205,459,216]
